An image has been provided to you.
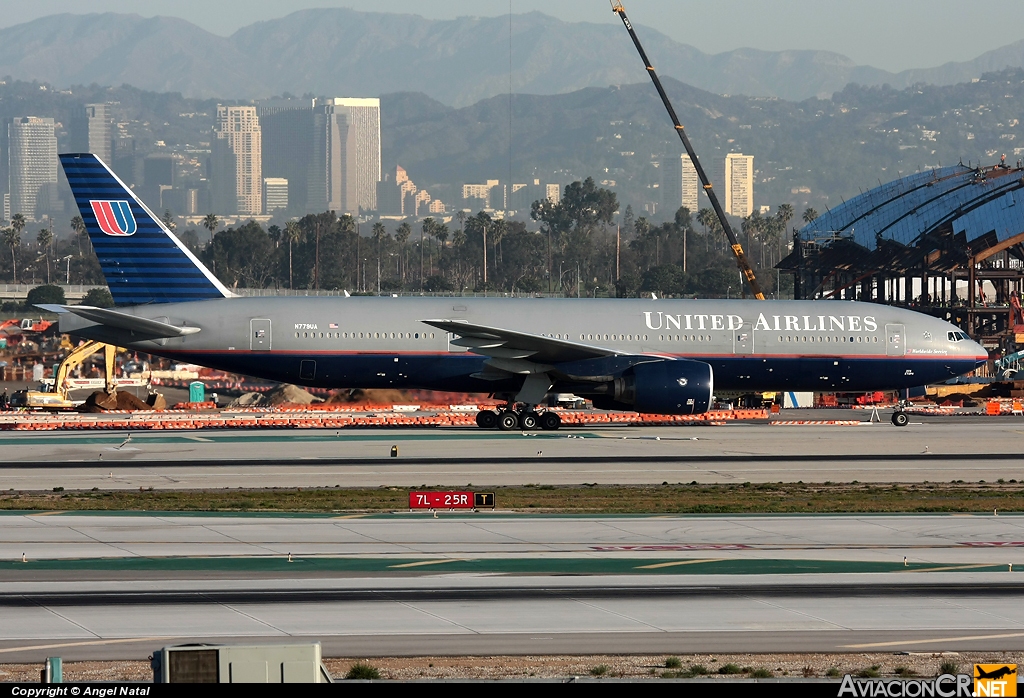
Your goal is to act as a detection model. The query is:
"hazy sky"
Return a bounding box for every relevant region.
[5,1,1023,73]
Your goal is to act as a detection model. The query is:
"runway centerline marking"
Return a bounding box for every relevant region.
[635,559,724,570]
[389,559,469,568]
[844,632,1024,649]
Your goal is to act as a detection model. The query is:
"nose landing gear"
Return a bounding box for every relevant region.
[890,399,911,427]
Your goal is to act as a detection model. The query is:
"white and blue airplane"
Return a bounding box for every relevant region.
[42,153,987,430]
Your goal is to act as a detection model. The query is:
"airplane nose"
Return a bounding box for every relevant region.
[970,341,988,366]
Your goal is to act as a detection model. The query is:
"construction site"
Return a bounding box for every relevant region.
[780,161,1024,384]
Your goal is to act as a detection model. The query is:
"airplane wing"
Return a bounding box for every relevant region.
[421,318,626,374]
[37,304,201,339]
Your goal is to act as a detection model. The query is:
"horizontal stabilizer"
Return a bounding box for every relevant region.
[38,304,201,338]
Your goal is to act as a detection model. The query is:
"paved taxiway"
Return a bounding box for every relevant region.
[3,513,1024,661]
[1,417,1023,488]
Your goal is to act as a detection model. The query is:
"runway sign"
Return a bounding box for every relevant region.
[410,491,495,509]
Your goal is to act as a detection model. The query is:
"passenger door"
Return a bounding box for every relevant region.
[250,319,272,351]
[733,322,753,355]
[885,324,905,356]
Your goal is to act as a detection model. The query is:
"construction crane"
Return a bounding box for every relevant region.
[610,1,765,300]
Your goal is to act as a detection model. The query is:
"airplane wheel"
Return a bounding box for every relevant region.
[519,411,539,430]
[497,411,520,431]
[476,410,498,429]
[539,411,561,431]
[891,411,909,427]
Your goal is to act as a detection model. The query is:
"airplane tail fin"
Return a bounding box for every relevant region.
[60,153,231,305]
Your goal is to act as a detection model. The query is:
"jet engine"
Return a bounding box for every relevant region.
[590,359,713,415]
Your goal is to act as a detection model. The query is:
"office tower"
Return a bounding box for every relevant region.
[140,153,174,210]
[258,98,315,215]
[662,153,699,213]
[319,98,380,212]
[112,136,137,185]
[7,117,57,221]
[319,104,357,214]
[545,183,561,204]
[161,188,199,216]
[463,181,499,210]
[212,106,262,215]
[68,104,113,163]
[263,178,288,213]
[724,153,754,218]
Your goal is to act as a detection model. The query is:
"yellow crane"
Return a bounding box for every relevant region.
[610,1,765,300]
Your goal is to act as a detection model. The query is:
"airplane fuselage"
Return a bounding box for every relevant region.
[61,296,987,395]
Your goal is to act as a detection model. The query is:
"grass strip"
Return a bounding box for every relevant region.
[2,482,1024,514]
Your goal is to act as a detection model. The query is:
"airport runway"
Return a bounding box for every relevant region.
[3,513,1024,660]
[1,418,1023,488]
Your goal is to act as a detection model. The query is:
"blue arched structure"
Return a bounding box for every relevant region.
[780,163,1024,340]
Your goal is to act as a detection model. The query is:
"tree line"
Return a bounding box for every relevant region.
[0,179,818,299]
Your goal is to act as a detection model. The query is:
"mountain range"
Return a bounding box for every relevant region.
[2,9,1024,106]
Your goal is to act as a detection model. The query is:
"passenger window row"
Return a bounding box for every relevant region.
[294,331,436,340]
[778,336,879,343]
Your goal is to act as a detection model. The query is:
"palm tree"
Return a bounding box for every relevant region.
[11,213,26,237]
[36,228,53,284]
[777,203,794,229]
[420,217,434,285]
[802,207,818,225]
[3,226,20,282]
[70,215,86,256]
[202,213,219,243]
[284,221,301,290]
[371,222,387,286]
[395,222,411,283]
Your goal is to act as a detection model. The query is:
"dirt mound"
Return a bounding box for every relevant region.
[267,384,321,405]
[227,392,267,408]
[77,390,153,412]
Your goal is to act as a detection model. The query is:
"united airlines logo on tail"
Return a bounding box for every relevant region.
[89,200,137,236]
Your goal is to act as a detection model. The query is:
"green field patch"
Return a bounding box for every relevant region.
[6,483,1024,515]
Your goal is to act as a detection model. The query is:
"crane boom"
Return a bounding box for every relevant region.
[610,1,765,300]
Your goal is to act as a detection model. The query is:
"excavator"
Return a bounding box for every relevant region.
[11,340,117,409]
[610,1,765,300]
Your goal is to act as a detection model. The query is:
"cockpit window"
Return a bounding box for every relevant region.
[947,331,956,341]
[948,331,971,342]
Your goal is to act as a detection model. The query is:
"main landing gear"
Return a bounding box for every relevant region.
[475,405,562,431]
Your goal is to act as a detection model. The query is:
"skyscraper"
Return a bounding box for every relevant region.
[258,98,315,215]
[319,103,357,214]
[7,117,57,221]
[69,104,112,164]
[662,153,699,213]
[319,98,380,212]
[263,178,289,213]
[211,106,262,215]
[724,153,754,218]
